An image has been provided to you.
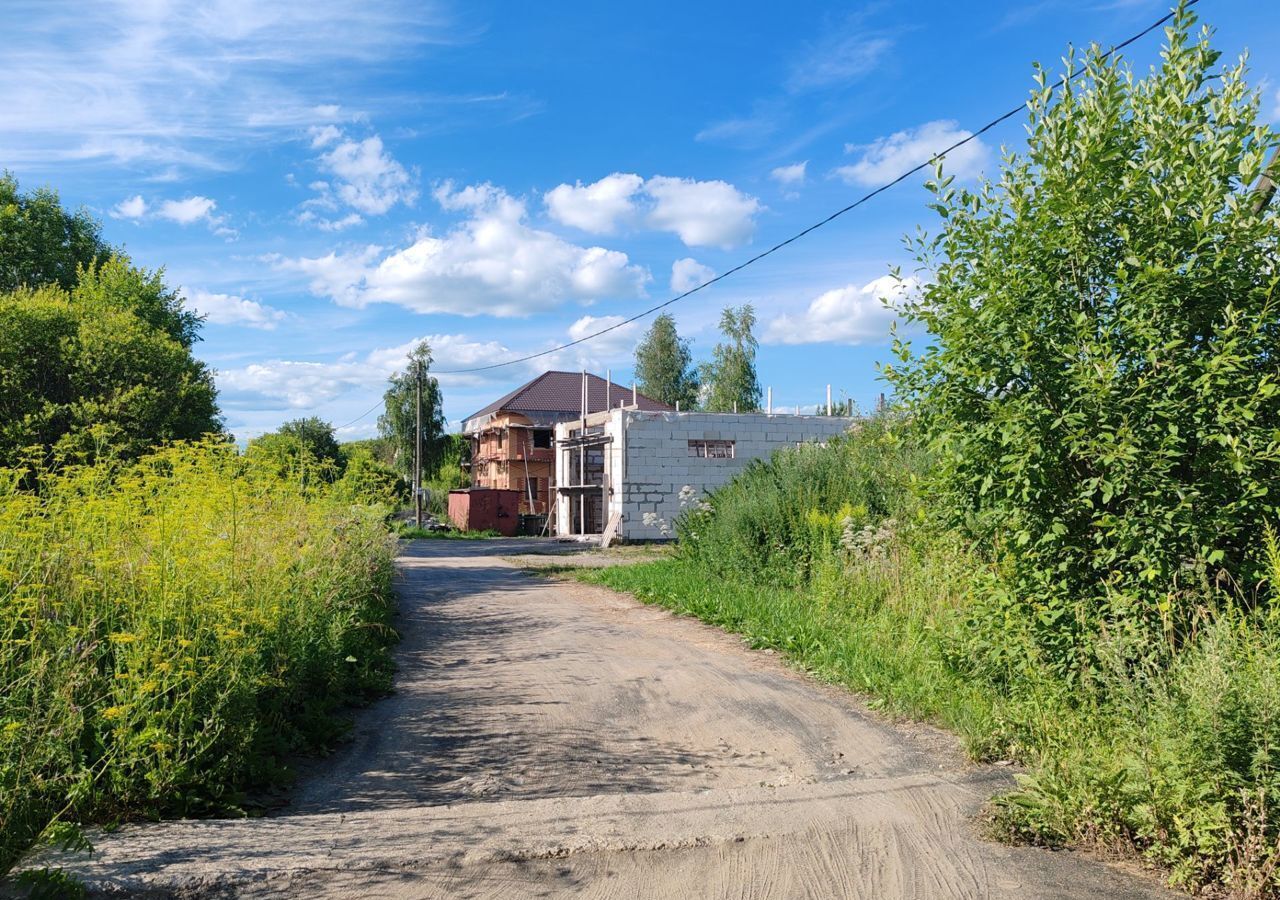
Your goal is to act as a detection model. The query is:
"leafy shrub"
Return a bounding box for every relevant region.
[885,6,1280,679]
[0,440,397,873]
[676,412,927,585]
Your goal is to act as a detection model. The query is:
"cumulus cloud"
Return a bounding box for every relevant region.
[670,258,715,293]
[834,120,989,187]
[544,173,643,233]
[765,275,919,346]
[307,124,342,148]
[157,195,217,224]
[537,315,642,376]
[645,176,760,249]
[184,288,287,329]
[542,173,761,249]
[110,194,148,219]
[267,244,383,307]
[770,162,807,187]
[313,131,416,215]
[217,332,519,412]
[274,184,648,317]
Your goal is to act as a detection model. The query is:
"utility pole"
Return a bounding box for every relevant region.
[414,361,423,529]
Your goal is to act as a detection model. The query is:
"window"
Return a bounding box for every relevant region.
[688,439,735,459]
[533,429,552,449]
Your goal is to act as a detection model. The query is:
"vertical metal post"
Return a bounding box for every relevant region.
[826,384,832,416]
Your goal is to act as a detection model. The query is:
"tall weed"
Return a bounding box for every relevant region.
[0,440,397,873]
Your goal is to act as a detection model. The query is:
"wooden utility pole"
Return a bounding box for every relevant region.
[414,362,423,529]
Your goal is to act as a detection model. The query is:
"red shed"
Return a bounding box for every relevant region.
[448,488,521,535]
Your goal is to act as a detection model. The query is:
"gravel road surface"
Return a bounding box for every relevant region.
[18,538,1171,899]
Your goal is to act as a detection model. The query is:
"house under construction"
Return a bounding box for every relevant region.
[555,407,857,541]
[458,371,672,527]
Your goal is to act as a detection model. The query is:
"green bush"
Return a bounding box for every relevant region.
[676,413,927,585]
[885,6,1280,679]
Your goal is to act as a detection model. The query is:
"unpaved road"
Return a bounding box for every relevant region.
[20,539,1171,899]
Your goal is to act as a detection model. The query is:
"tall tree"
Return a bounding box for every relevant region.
[634,313,699,409]
[250,417,343,472]
[0,275,221,465]
[0,172,110,293]
[699,305,761,413]
[884,6,1280,673]
[378,341,447,480]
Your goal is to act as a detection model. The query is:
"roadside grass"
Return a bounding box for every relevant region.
[0,441,399,875]
[393,524,501,540]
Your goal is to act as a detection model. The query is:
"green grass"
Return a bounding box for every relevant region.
[0,441,399,874]
[393,524,502,540]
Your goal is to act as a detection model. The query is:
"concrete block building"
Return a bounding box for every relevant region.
[460,371,671,519]
[554,408,855,541]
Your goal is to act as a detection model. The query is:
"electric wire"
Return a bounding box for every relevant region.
[330,0,1198,428]
[433,1,1196,376]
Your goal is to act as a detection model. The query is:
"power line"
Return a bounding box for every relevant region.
[333,397,384,431]
[431,0,1197,376]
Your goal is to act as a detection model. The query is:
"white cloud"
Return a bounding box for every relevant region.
[544,173,643,233]
[157,195,217,224]
[834,120,989,187]
[308,124,342,148]
[787,36,893,92]
[315,212,365,232]
[770,162,807,187]
[542,172,762,248]
[644,176,761,249]
[110,195,148,219]
[0,1,458,175]
[217,332,523,412]
[274,184,648,317]
[670,258,715,292]
[537,315,641,376]
[267,245,383,306]
[764,275,919,346]
[185,288,287,329]
[314,131,416,215]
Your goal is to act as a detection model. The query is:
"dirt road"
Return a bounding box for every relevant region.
[25,539,1171,898]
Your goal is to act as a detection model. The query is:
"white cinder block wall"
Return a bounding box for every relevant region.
[555,410,855,541]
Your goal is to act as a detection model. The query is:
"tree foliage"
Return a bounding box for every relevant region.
[0,172,110,294]
[378,341,447,480]
[699,305,762,413]
[0,274,220,466]
[634,313,700,409]
[885,8,1280,675]
[0,179,220,466]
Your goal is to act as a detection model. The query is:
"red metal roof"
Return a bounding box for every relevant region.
[463,371,672,428]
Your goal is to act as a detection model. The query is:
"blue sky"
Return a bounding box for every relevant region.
[6,0,1278,440]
